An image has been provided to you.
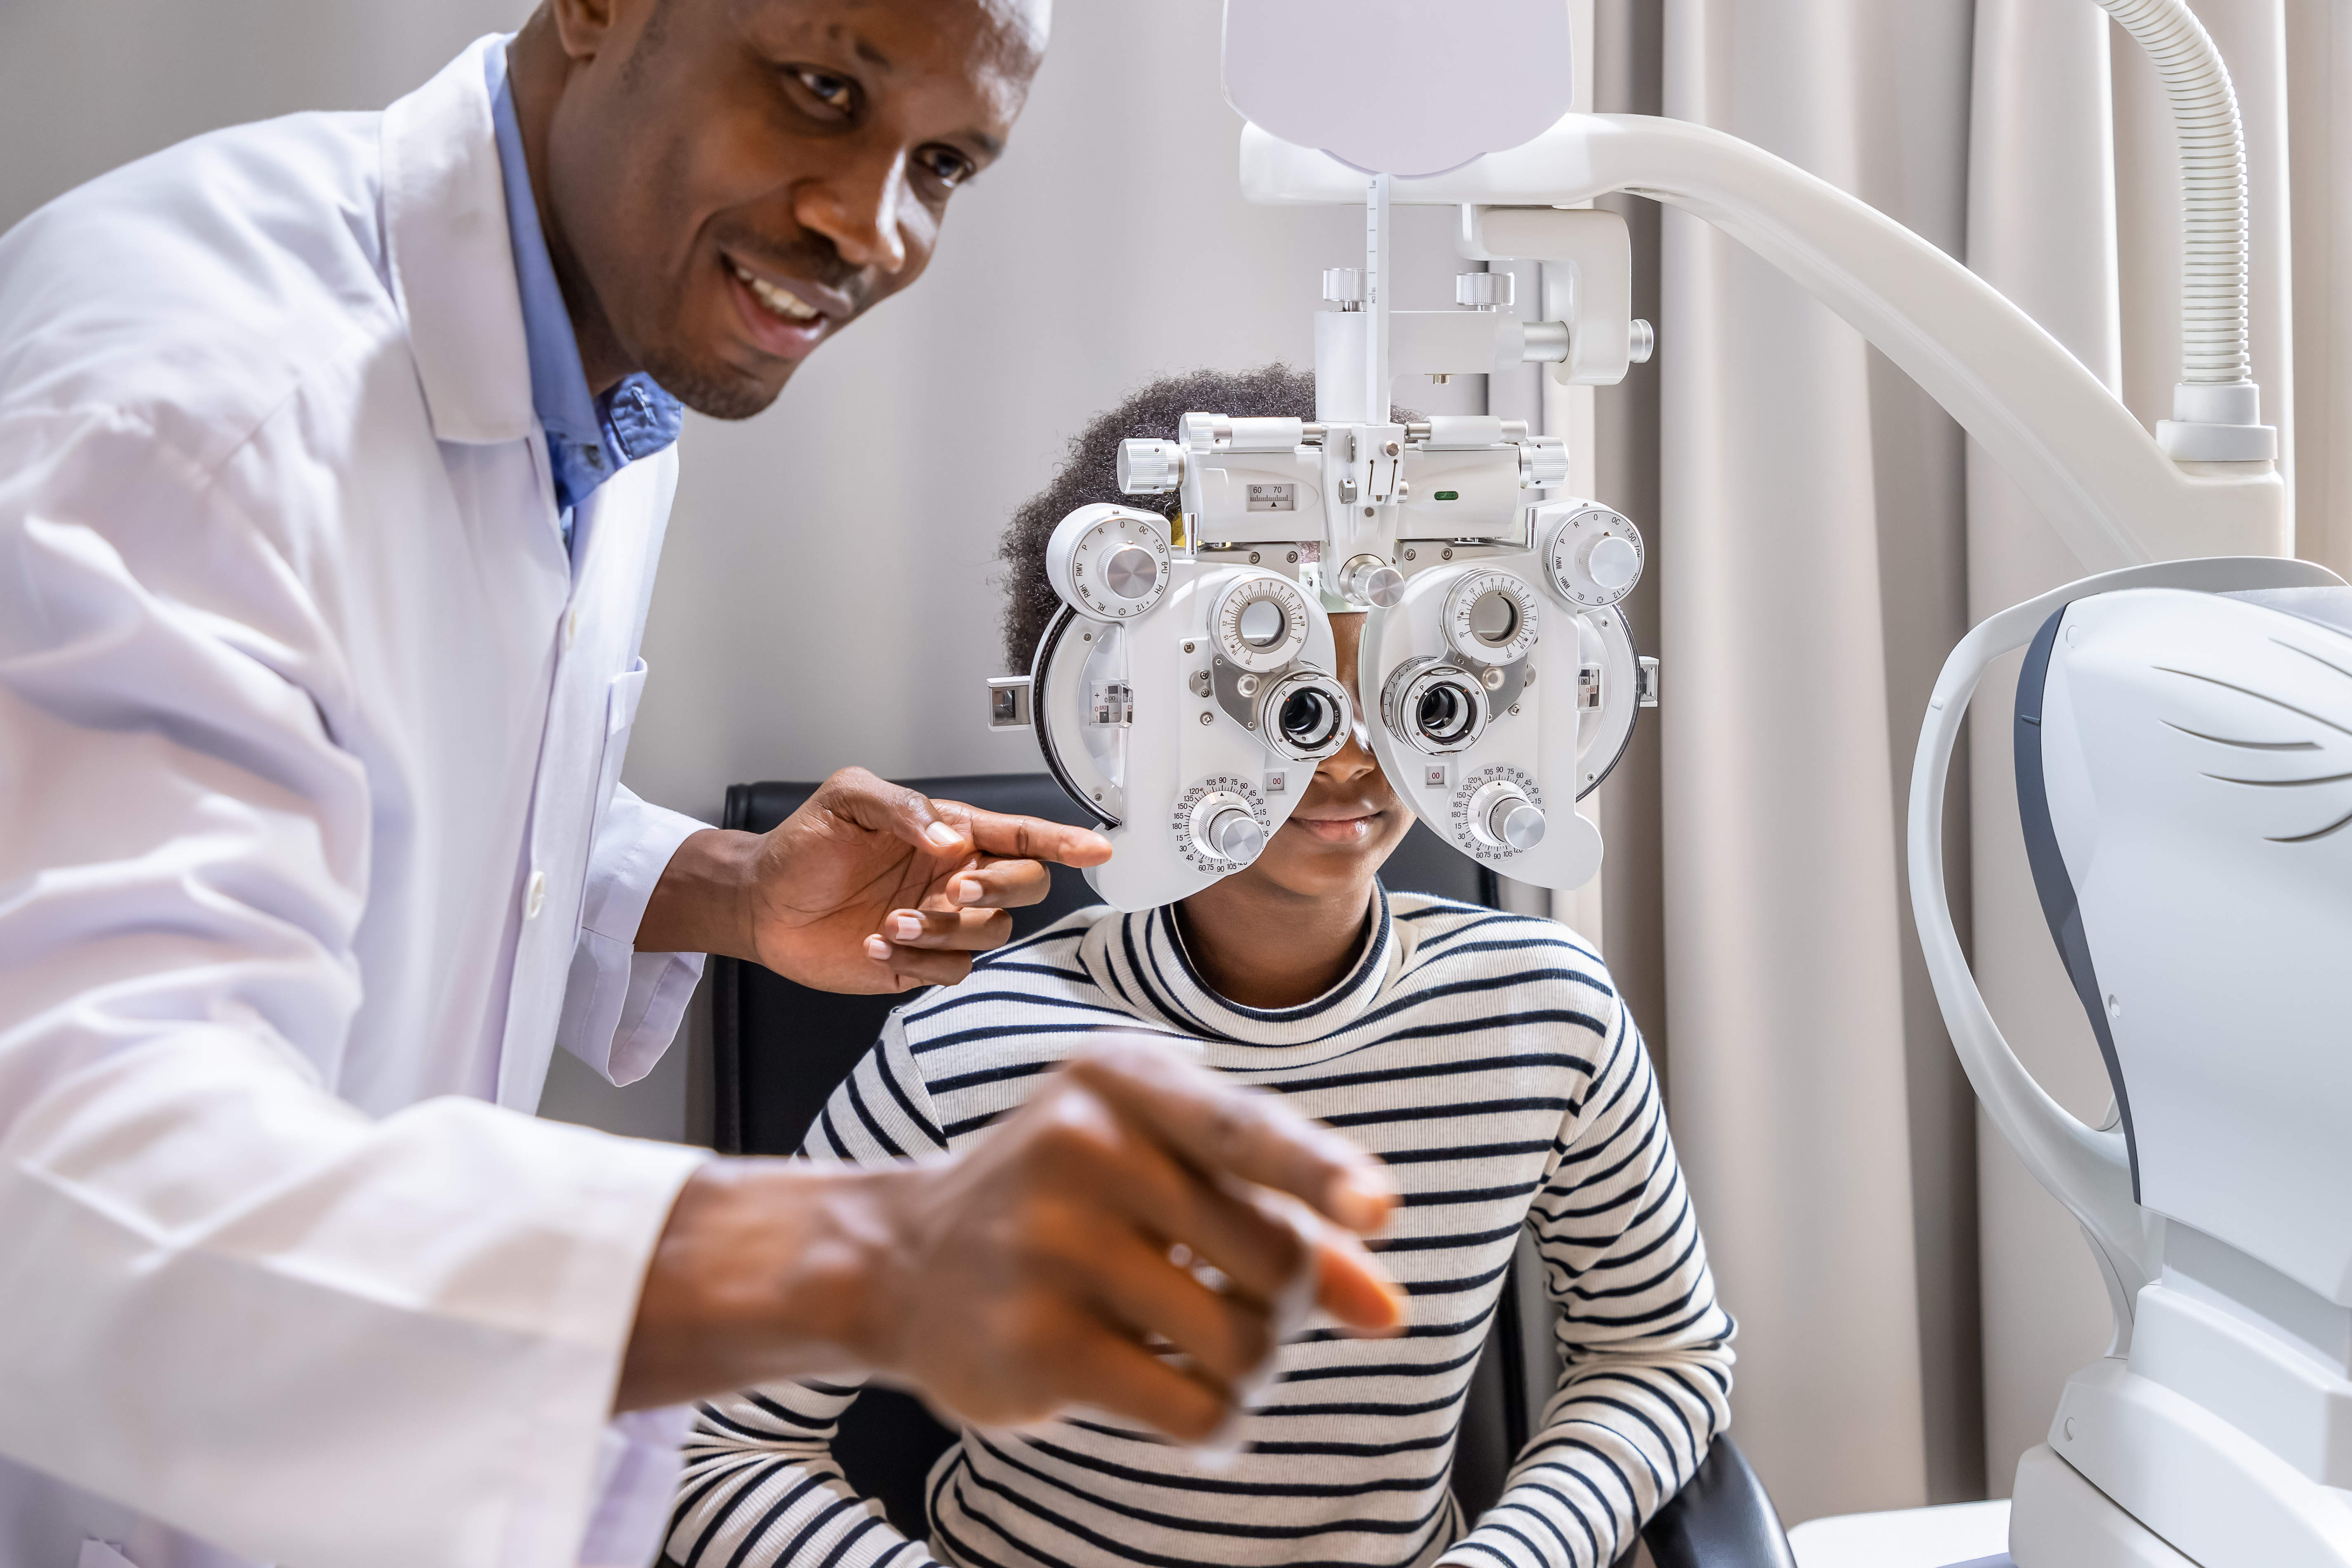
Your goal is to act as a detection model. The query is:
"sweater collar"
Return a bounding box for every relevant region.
[1081,885,1401,1046]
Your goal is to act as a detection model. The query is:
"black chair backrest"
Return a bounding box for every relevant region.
[709,774,1523,1541]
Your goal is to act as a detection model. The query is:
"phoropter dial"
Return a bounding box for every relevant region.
[1210,572,1311,673]
[1450,767,1548,862]
[1382,656,1490,756]
[1442,570,1542,668]
[1172,777,1271,872]
[1046,505,1173,622]
[1544,505,1645,609]
[1258,668,1353,763]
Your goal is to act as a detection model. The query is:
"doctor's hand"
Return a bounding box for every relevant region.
[636,765,1111,992]
[619,1039,1405,1440]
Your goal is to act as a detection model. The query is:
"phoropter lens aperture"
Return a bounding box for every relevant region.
[1418,683,1474,742]
[1281,688,1339,748]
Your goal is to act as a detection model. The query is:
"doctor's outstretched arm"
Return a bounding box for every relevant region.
[621,1040,1405,1430]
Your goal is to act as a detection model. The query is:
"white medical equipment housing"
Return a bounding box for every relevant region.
[1912,559,2352,1568]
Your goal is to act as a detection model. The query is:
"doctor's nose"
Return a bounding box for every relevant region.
[793,161,913,275]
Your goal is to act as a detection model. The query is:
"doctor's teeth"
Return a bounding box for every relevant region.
[731,264,819,321]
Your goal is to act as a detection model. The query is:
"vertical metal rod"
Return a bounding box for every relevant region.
[1366,172,1392,424]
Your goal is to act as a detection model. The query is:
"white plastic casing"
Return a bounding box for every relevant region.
[1032,551,1344,911]
[1360,564,1607,888]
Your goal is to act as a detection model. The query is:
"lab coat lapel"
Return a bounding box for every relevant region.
[380,35,534,449]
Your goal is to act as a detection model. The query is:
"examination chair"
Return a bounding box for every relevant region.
[711,774,1794,1568]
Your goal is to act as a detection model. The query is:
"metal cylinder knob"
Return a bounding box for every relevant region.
[1185,789,1268,867]
[1454,271,1514,311]
[1518,435,1569,488]
[1628,319,1655,364]
[1117,439,1184,494]
[1336,553,1405,609]
[1466,779,1547,852]
[1322,267,1367,309]
[1206,808,1266,864]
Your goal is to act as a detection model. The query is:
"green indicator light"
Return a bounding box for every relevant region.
[1434,490,1460,501]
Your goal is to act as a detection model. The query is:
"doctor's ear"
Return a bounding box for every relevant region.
[542,0,634,63]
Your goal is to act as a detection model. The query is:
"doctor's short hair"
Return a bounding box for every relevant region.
[996,367,1418,674]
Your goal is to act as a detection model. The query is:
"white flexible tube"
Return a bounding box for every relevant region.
[2095,0,2250,386]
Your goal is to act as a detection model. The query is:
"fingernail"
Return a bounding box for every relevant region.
[1337,1171,1395,1229]
[924,822,964,849]
[864,936,890,961]
[891,914,922,941]
[953,878,983,905]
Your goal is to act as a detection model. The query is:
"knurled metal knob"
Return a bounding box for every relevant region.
[1466,778,1547,852]
[1518,435,1569,488]
[1337,553,1405,609]
[1117,438,1183,494]
[1455,271,1514,311]
[1205,808,1266,865]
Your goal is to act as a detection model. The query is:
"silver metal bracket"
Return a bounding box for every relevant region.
[987,675,1032,730]
[1636,656,1661,708]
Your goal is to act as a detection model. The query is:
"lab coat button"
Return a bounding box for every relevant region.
[564,609,580,649]
[524,870,547,920]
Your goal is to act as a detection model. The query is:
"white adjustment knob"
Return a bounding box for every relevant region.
[1588,536,1640,594]
[1466,779,1547,852]
[1046,505,1174,621]
[1517,435,1569,488]
[1454,272,1514,311]
[1336,553,1405,609]
[1184,787,1268,869]
[1544,505,1646,608]
[1117,439,1184,494]
[1322,267,1366,308]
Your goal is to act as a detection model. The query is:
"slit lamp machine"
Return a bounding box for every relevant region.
[984,2,2349,1563]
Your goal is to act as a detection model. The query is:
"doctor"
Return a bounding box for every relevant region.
[0,3,1404,1568]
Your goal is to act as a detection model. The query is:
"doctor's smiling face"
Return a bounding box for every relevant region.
[511,0,1047,418]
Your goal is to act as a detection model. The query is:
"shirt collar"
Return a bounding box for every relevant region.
[1080,886,1402,1050]
[483,41,682,515]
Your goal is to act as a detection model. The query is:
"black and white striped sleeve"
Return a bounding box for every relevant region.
[1443,985,1737,1568]
[666,1016,949,1568]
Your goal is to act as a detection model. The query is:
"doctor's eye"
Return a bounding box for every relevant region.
[788,67,861,120]
[915,145,977,191]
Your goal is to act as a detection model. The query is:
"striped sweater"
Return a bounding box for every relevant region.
[670,890,1735,1568]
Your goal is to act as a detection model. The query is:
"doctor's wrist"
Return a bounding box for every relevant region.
[635,827,763,959]
[617,1157,902,1411]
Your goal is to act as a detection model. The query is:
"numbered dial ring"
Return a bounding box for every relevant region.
[1545,506,1645,608]
[1442,571,1542,668]
[1171,777,1272,873]
[1382,656,1490,756]
[1450,766,1547,862]
[1211,573,1311,673]
[1050,509,1172,621]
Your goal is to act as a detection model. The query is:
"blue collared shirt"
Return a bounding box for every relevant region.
[486,45,682,538]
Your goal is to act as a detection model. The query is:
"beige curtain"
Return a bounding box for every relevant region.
[1587,0,2350,1526]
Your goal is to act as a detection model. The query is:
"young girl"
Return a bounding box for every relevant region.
[667,368,1733,1568]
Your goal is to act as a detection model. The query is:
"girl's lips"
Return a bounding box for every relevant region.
[722,262,829,361]
[1288,813,1380,844]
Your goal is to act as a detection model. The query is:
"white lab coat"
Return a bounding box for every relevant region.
[0,35,716,1568]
